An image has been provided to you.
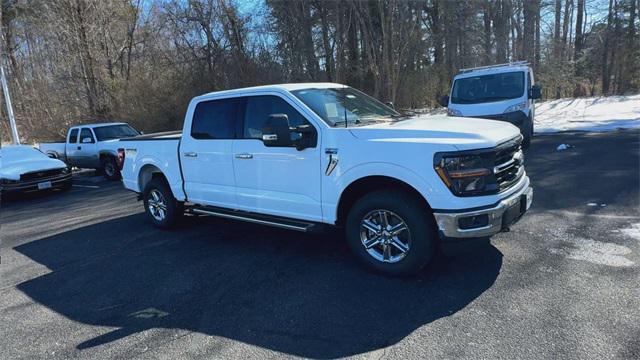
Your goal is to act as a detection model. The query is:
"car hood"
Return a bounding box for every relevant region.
[0,158,67,181]
[348,114,520,150]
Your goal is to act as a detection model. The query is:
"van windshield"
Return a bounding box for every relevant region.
[292,87,399,127]
[451,71,525,104]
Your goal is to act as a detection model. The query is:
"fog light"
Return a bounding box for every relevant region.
[458,214,489,230]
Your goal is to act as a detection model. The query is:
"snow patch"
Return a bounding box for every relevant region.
[620,223,640,241]
[535,94,640,133]
[549,237,633,267]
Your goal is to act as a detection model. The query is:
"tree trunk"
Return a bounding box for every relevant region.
[574,0,584,62]
[602,0,614,95]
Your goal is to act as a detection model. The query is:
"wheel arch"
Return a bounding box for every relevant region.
[335,175,434,226]
[98,150,116,161]
[138,164,168,193]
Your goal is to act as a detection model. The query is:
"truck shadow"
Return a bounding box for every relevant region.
[15,213,502,358]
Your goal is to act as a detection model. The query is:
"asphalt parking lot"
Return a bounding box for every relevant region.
[1,130,639,359]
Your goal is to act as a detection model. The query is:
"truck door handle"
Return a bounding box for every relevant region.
[183,152,198,158]
[235,153,253,159]
[77,146,81,150]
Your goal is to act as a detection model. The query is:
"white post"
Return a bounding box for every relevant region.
[0,62,19,145]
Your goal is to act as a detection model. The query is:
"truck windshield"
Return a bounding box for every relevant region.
[451,71,525,104]
[291,87,399,127]
[93,125,140,141]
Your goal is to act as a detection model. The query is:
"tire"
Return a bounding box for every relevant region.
[345,189,437,276]
[143,177,183,229]
[101,156,121,180]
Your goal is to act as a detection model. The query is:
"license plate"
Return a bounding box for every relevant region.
[37,181,52,190]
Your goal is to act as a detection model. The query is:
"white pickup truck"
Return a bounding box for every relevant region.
[39,122,140,179]
[118,83,532,275]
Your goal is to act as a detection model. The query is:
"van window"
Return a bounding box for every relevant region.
[191,98,241,139]
[68,129,79,143]
[243,95,310,140]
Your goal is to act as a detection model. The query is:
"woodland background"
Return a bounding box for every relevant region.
[0,0,638,142]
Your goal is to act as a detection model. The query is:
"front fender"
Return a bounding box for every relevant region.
[323,162,446,223]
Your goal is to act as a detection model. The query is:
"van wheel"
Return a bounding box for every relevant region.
[345,190,437,276]
[101,157,120,180]
[143,178,183,229]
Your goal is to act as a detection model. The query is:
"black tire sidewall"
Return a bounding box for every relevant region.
[102,157,120,180]
[143,178,181,229]
[345,190,437,276]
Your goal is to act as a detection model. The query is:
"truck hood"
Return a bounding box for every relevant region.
[348,114,520,150]
[1,158,67,181]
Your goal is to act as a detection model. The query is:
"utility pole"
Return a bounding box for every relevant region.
[0,61,19,144]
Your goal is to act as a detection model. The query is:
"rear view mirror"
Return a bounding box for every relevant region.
[262,114,292,147]
[385,101,395,109]
[530,85,542,100]
[438,95,449,108]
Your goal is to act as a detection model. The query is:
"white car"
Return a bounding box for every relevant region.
[439,61,542,148]
[38,122,140,180]
[118,83,532,275]
[0,145,72,194]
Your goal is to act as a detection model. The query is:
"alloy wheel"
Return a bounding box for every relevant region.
[360,209,411,263]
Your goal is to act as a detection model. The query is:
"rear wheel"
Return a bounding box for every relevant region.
[143,178,183,229]
[101,156,120,180]
[345,190,437,276]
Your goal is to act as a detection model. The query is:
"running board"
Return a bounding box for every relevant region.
[189,206,322,233]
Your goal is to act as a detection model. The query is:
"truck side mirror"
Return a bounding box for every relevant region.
[529,85,542,100]
[438,95,449,108]
[262,114,292,147]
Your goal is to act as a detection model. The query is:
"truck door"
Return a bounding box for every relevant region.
[65,128,80,165]
[75,128,98,168]
[232,95,322,222]
[180,97,242,209]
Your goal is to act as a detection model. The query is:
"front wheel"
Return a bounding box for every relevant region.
[345,190,437,276]
[143,178,183,229]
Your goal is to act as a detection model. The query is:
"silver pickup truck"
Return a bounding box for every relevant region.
[39,122,140,180]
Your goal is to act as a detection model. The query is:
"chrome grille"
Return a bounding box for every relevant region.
[494,137,524,192]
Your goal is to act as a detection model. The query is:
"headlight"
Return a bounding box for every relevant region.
[504,101,527,113]
[447,108,462,117]
[434,152,497,196]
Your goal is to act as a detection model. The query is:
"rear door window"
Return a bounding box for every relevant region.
[191,98,242,139]
[68,129,78,143]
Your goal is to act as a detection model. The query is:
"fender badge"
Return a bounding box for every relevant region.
[325,154,339,176]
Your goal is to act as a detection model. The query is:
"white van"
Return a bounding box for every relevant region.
[439,61,541,148]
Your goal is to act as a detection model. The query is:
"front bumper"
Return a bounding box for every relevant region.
[1,173,72,193]
[433,178,533,238]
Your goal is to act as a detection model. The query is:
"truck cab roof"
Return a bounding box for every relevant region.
[195,83,346,100]
[69,122,128,130]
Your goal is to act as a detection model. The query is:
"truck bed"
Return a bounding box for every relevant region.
[120,130,182,141]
